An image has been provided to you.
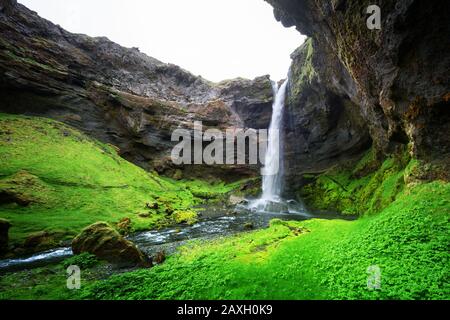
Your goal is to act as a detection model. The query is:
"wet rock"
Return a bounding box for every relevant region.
[228,195,246,206]
[23,231,57,251]
[0,218,11,254]
[154,251,166,264]
[244,222,254,230]
[267,0,450,167]
[282,39,371,192]
[72,222,151,267]
[265,201,289,213]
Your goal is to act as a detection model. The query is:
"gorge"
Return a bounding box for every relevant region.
[0,0,449,301]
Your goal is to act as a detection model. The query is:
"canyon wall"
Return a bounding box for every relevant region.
[266,0,449,191]
[2,0,448,191]
[0,1,273,181]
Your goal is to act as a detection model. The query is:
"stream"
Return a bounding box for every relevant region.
[0,206,352,274]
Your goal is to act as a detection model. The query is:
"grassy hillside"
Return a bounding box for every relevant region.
[0,113,240,251]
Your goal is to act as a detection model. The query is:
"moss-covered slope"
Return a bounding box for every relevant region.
[0,113,238,253]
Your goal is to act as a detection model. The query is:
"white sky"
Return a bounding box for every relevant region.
[18,0,305,82]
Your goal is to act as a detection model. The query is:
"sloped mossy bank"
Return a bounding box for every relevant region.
[299,148,411,216]
[0,113,247,256]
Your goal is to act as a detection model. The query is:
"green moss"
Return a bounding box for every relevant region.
[62,253,99,269]
[288,38,317,106]
[173,210,197,225]
[1,175,448,300]
[3,50,67,75]
[0,113,239,248]
[299,147,411,215]
[71,181,449,300]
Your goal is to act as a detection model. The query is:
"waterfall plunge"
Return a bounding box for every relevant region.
[246,78,308,215]
[261,80,288,201]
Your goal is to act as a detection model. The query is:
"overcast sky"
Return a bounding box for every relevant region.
[18,0,305,82]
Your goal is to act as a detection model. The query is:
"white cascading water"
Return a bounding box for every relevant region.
[247,79,306,213]
[261,80,288,201]
[245,78,308,215]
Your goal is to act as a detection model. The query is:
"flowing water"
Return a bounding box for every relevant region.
[0,207,352,273]
[261,80,288,200]
[0,77,345,274]
[248,78,305,214]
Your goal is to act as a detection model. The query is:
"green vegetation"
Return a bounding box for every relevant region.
[73,151,447,300]
[0,114,448,300]
[74,181,447,300]
[0,114,242,250]
[62,253,99,269]
[300,147,410,215]
[288,38,317,105]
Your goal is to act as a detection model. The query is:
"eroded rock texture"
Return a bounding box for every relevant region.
[267,0,450,190]
[0,1,273,180]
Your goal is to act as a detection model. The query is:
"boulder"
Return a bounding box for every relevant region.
[72,222,151,267]
[228,195,246,206]
[23,231,57,251]
[116,217,132,235]
[154,251,166,264]
[0,218,11,254]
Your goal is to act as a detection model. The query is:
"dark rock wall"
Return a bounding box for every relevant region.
[283,38,371,191]
[267,0,450,159]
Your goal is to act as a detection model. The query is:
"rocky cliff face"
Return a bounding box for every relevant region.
[0,1,273,180]
[283,38,371,191]
[267,0,450,166]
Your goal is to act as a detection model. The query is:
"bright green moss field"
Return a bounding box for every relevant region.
[2,180,447,300]
[0,113,241,248]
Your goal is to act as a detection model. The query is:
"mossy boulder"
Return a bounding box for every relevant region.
[71,222,151,267]
[23,231,58,252]
[173,210,197,225]
[0,171,49,206]
[0,218,11,254]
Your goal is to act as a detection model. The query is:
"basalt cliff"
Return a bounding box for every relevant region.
[266,0,450,190]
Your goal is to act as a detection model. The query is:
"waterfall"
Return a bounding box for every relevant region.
[243,78,308,215]
[261,80,288,201]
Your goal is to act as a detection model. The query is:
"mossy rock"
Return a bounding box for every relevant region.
[71,222,151,267]
[173,210,197,225]
[22,231,61,252]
